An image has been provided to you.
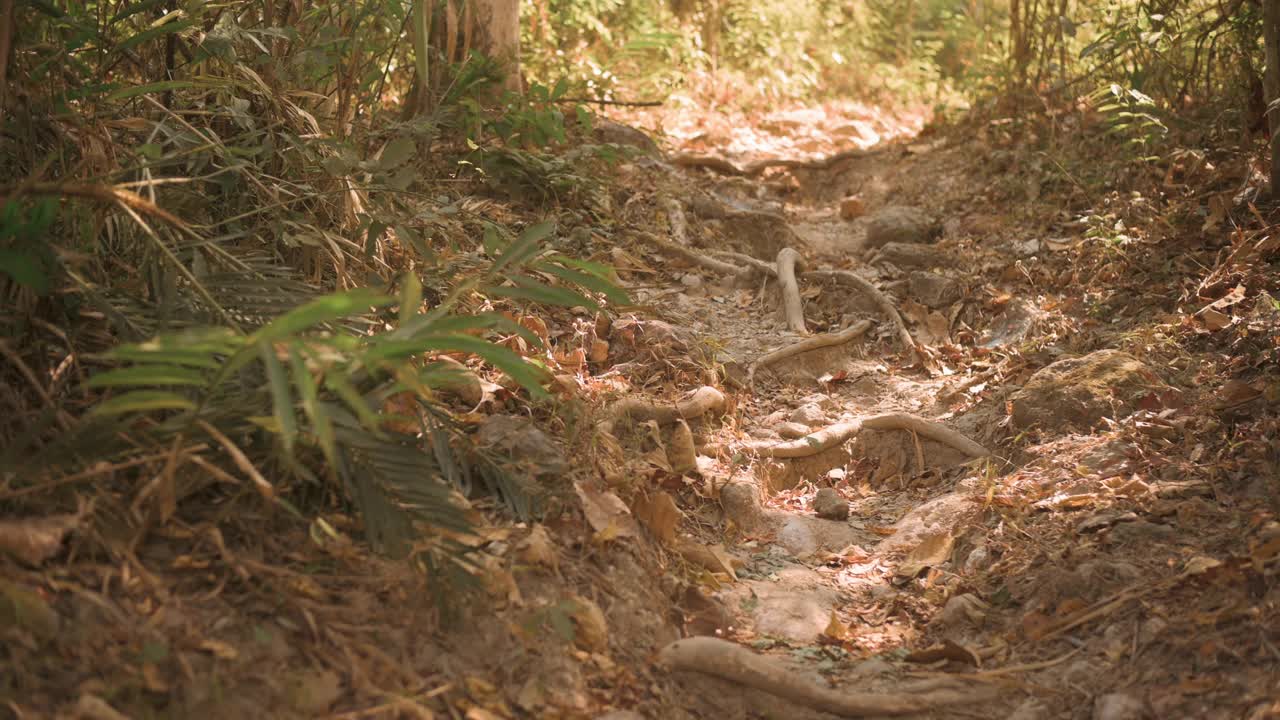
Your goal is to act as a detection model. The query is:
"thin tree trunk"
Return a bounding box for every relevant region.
[1264,0,1280,196]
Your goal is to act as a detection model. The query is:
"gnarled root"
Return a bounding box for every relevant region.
[776,247,807,335]
[658,637,997,717]
[747,320,873,386]
[610,385,727,426]
[725,413,988,459]
[802,269,916,352]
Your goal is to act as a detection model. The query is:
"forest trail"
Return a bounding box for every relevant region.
[588,104,1280,719]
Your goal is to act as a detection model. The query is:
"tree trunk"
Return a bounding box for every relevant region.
[471,0,521,93]
[1264,0,1280,196]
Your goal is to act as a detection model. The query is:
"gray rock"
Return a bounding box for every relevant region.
[1109,520,1177,545]
[964,545,993,574]
[875,242,948,268]
[1093,692,1148,720]
[776,422,813,439]
[1009,350,1159,432]
[812,488,849,520]
[476,415,567,477]
[907,271,962,308]
[789,404,826,427]
[864,206,940,249]
[720,481,765,531]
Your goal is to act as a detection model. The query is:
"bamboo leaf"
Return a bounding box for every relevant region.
[249,288,393,345]
[259,341,298,454]
[92,390,196,416]
[88,365,208,388]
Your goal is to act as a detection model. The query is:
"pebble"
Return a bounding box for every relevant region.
[789,403,826,427]
[776,422,812,439]
[812,488,849,520]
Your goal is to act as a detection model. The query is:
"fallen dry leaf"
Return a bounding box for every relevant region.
[896,531,955,578]
[904,639,980,666]
[0,503,88,566]
[633,491,682,546]
[516,524,559,571]
[575,482,640,540]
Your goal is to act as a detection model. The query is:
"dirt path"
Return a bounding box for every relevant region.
[601,110,1280,720]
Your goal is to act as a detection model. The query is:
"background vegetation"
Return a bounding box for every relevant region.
[2,0,1277,577]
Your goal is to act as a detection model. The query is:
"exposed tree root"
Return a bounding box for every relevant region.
[636,232,749,279]
[661,197,689,245]
[748,320,873,385]
[802,269,917,351]
[861,412,991,458]
[610,385,727,426]
[722,413,988,459]
[670,148,879,177]
[776,247,807,335]
[658,637,997,717]
[710,250,776,276]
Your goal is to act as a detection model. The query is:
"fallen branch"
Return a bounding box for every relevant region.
[725,413,988,459]
[776,247,807,335]
[802,269,916,351]
[658,637,996,717]
[748,320,873,385]
[611,385,726,426]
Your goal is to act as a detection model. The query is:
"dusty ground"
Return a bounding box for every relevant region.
[4,101,1279,720]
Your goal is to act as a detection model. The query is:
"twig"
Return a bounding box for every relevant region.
[658,637,997,717]
[748,320,873,385]
[635,231,749,278]
[776,247,808,335]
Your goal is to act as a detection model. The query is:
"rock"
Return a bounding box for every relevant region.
[933,593,989,629]
[776,422,812,439]
[875,242,949,268]
[1093,692,1148,720]
[907,271,961,308]
[812,488,849,520]
[1009,350,1159,432]
[720,481,765,531]
[680,273,704,290]
[476,415,568,477]
[979,297,1042,348]
[964,545,993,574]
[592,118,661,156]
[839,196,866,219]
[1109,520,1177,545]
[789,404,827,427]
[864,206,940,249]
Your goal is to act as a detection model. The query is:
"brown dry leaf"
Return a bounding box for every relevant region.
[838,196,865,219]
[1202,193,1229,232]
[904,639,980,666]
[633,492,682,546]
[516,524,559,571]
[1200,308,1231,331]
[589,338,610,364]
[197,639,239,660]
[667,420,697,474]
[566,596,609,653]
[1184,555,1222,576]
[896,531,955,578]
[142,663,168,693]
[0,506,86,566]
[575,482,639,541]
[1021,611,1053,641]
[74,695,132,720]
[674,540,737,580]
[822,611,849,641]
[1214,378,1261,409]
[517,315,550,345]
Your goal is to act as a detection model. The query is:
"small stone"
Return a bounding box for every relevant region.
[839,196,866,220]
[776,422,812,439]
[826,468,846,482]
[964,545,993,574]
[1110,520,1176,545]
[789,404,826,427]
[907,271,962,308]
[1093,692,1148,720]
[720,482,765,531]
[680,273,704,289]
[813,488,849,521]
[875,242,949,268]
[864,206,940,249]
[933,593,989,629]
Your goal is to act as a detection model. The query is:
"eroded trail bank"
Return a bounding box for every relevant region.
[591,108,1280,720]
